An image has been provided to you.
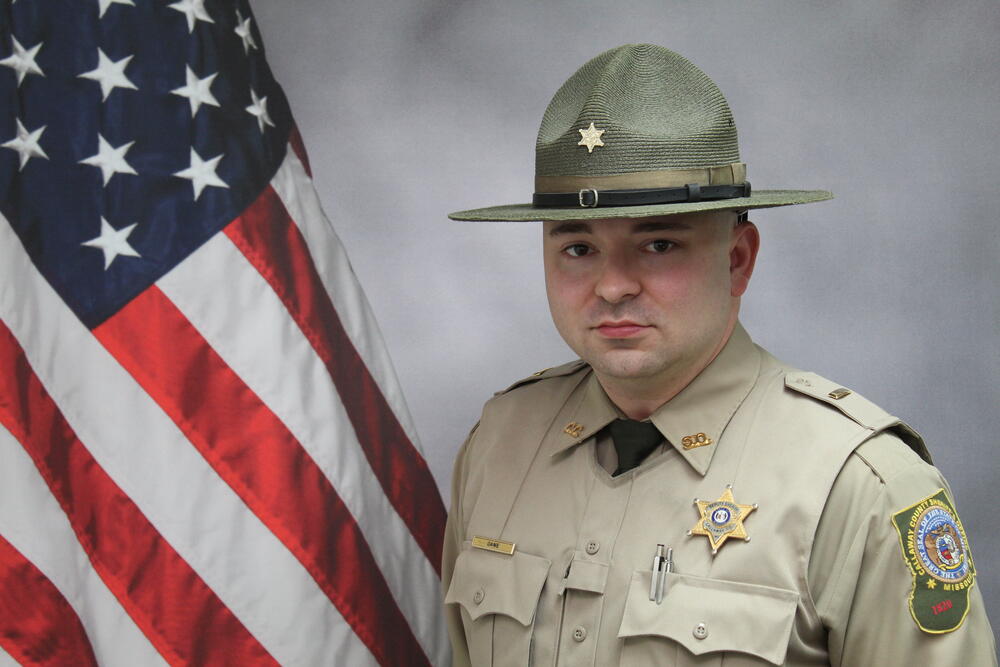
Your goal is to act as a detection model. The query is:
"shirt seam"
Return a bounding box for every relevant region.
[812,463,887,625]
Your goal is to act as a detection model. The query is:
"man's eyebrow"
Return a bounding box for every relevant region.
[547,220,695,236]
[631,221,694,233]
[547,222,592,236]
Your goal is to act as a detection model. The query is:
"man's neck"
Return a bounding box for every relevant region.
[597,318,738,420]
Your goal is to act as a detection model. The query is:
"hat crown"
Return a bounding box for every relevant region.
[447,43,832,222]
[535,44,740,178]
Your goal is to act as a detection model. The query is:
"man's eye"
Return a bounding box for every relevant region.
[645,239,675,253]
[564,244,592,257]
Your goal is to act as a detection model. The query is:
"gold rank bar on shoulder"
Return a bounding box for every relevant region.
[472,536,516,555]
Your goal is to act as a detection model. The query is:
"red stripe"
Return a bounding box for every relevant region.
[93,286,430,667]
[288,125,312,177]
[0,320,277,667]
[0,533,98,667]
[225,185,447,574]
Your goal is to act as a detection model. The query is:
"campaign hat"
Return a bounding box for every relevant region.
[449,44,831,221]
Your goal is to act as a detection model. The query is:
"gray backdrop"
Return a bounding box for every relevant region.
[251,0,998,641]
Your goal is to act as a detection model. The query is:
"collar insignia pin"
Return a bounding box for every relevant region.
[577,122,605,153]
[688,485,757,555]
[681,432,714,450]
[563,422,584,438]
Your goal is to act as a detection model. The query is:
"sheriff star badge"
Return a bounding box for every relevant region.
[689,485,757,555]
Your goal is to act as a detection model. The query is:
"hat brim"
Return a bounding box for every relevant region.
[448,189,832,221]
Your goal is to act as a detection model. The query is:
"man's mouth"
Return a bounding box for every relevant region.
[594,321,649,338]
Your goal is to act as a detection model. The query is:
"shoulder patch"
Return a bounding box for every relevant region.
[785,371,931,463]
[891,489,976,633]
[494,360,589,396]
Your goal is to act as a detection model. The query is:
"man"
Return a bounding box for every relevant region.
[442,44,995,665]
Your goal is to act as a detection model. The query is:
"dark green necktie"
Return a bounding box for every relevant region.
[608,419,663,475]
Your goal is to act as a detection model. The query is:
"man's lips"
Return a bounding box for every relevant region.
[594,321,649,338]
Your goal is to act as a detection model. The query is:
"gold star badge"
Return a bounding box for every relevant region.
[577,122,605,153]
[926,578,937,590]
[688,485,757,555]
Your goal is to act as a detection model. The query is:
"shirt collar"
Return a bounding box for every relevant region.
[546,368,621,457]
[547,323,761,476]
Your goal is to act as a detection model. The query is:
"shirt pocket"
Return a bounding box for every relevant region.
[618,570,799,666]
[445,545,551,667]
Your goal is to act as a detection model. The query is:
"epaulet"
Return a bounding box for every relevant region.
[785,371,930,463]
[493,360,589,396]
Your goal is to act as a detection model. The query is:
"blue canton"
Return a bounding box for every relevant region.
[0,0,292,328]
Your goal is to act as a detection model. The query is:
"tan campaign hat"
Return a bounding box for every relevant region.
[449,44,832,222]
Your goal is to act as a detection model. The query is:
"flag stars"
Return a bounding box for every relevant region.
[97,0,135,18]
[246,89,274,133]
[2,119,48,170]
[168,0,214,33]
[79,135,138,186]
[174,148,228,200]
[78,48,138,101]
[234,10,258,54]
[0,36,44,86]
[171,66,220,117]
[82,218,142,270]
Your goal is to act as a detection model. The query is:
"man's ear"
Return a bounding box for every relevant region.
[729,220,759,297]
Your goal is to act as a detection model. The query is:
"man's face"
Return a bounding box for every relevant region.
[542,211,757,392]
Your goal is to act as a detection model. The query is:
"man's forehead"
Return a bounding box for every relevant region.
[543,212,733,237]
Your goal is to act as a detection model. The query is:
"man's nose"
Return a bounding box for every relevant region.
[594,253,640,303]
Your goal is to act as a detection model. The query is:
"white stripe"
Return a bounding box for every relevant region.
[271,149,425,453]
[158,223,448,664]
[0,644,21,666]
[0,213,377,667]
[0,424,167,667]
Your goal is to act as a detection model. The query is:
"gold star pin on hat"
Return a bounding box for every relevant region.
[577,122,605,153]
[688,485,757,555]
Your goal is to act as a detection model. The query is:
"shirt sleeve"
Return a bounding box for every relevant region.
[442,423,478,667]
[810,433,997,666]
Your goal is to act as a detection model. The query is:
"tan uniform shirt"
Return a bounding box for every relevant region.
[443,325,996,666]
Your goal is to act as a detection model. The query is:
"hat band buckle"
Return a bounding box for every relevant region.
[578,189,599,207]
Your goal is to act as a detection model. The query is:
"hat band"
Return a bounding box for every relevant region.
[534,162,747,192]
[533,182,751,208]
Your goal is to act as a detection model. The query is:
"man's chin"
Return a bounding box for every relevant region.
[585,351,670,381]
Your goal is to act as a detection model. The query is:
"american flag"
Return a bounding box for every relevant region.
[0,1,448,664]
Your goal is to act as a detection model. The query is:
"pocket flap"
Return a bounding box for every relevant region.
[561,556,609,595]
[618,571,799,665]
[445,546,551,626]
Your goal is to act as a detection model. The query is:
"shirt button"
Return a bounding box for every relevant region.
[473,589,485,605]
[585,540,600,555]
[693,623,708,639]
[572,626,587,642]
